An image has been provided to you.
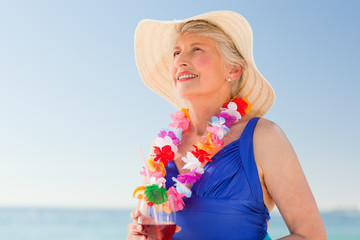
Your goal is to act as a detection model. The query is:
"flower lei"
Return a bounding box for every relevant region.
[133,97,251,211]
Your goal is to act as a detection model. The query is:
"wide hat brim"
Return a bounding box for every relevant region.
[134,10,275,117]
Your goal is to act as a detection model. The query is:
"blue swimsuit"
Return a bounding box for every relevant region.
[165,117,271,240]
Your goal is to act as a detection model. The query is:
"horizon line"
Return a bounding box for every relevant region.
[0,205,359,214]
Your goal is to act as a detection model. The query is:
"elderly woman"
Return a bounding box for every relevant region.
[127,11,326,240]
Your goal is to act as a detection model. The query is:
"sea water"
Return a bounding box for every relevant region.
[0,208,359,240]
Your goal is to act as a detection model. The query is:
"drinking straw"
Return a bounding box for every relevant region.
[138,147,150,184]
[138,147,159,224]
[136,147,150,211]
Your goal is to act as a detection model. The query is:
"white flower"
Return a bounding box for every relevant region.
[154,136,178,153]
[172,177,192,198]
[181,152,204,174]
[149,176,166,188]
[221,102,241,121]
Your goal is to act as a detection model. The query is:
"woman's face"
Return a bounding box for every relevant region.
[170,33,231,102]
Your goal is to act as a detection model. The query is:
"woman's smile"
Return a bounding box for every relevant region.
[176,71,199,82]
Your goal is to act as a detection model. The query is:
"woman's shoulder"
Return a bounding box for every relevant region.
[254,117,285,140]
[253,117,296,167]
[253,117,292,158]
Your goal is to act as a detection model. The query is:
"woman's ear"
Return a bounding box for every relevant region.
[229,64,243,80]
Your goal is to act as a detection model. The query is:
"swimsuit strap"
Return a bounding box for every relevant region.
[239,117,265,203]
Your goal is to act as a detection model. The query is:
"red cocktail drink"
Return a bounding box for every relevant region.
[141,223,176,240]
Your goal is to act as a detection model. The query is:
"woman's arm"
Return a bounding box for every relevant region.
[254,119,327,240]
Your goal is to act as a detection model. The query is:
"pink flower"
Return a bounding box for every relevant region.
[140,167,164,178]
[206,116,230,139]
[169,111,189,130]
[150,171,165,180]
[177,168,202,184]
[158,130,180,145]
[140,166,147,177]
[211,134,224,146]
[218,112,237,128]
[167,186,185,211]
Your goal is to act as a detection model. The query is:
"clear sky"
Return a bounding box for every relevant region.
[0,0,359,211]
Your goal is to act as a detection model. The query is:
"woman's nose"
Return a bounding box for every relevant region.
[174,52,189,67]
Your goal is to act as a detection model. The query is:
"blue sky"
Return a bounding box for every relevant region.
[0,0,359,211]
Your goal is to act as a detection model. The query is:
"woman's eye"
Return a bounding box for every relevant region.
[173,51,180,57]
[193,47,201,51]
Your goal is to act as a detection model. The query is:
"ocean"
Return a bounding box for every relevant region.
[0,208,359,240]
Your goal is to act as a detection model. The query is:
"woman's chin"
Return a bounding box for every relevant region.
[176,88,198,100]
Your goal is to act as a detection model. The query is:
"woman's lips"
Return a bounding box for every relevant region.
[177,75,198,82]
[176,71,198,82]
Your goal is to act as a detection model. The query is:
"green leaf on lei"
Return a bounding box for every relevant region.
[145,184,168,205]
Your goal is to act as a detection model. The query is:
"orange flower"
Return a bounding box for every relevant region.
[196,135,215,152]
[181,108,190,120]
[162,203,172,214]
[146,158,165,176]
[133,186,146,199]
[243,98,251,114]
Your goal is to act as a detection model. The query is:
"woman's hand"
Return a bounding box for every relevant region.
[127,209,147,240]
[127,209,182,240]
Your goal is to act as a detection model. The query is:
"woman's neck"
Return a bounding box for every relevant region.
[186,95,231,136]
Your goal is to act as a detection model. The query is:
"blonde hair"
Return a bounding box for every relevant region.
[175,20,247,97]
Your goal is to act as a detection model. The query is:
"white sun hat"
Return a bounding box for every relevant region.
[134,10,275,117]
